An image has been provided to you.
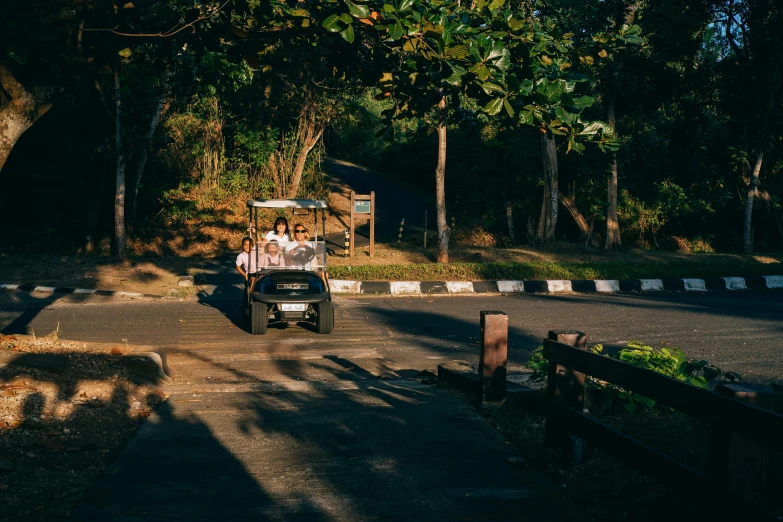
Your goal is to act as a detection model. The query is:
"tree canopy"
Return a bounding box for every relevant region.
[1,0,781,256]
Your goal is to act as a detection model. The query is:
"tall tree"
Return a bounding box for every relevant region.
[711,0,783,253]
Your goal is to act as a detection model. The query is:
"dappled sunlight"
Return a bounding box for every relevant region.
[0,255,198,296]
[0,339,166,520]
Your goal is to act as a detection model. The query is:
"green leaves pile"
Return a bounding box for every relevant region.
[527,341,742,413]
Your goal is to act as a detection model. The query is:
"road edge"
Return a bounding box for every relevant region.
[2,275,782,298]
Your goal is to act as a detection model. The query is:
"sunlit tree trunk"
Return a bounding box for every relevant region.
[286,118,324,199]
[435,96,450,263]
[560,191,599,247]
[131,66,172,226]
[0,61,53,172]
[536,133,558,241]
[505,201,516,243]
[114,66,127,260]
[605,88,621,248]
[504,168,516,243]
[743,151,764,254]
[285,104,326,199]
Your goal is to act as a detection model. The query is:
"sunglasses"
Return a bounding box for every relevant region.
[294,229,306,233]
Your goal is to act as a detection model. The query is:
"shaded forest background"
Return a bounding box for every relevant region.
[0,0,781,257]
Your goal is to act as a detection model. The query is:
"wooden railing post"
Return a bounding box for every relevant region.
[477,311,508,404]
[709,383,776,506]
[544,330,587,449]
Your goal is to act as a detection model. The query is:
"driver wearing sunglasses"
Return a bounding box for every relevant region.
[286,224,315,267]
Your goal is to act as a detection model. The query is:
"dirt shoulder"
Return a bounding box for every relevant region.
[1,245,781,296]
[0,333,167,521]
[0,255,199,297]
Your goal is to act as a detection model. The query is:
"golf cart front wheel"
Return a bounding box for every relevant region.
[316,300,334,334]
[251,302,268,334]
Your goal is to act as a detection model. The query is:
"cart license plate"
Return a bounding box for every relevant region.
[280,303,306,312]
[278,283,308,290]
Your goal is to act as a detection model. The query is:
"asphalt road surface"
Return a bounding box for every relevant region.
[1,290,781,384]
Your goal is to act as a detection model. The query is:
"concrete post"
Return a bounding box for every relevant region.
[477,311,508,403]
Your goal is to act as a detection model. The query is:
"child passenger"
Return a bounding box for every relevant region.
[261,240,286,268]
[235,237,259,301]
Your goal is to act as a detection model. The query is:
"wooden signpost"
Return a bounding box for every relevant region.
[350,191,375,258]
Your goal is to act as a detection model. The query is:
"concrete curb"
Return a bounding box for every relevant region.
[329,275,783,295]
[0,283,161,299]
[2,274,781,299]
[0,346,173,385]
[437,361,538,402]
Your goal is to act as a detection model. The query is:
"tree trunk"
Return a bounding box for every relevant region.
[504,167,515,243]
[743,151,764,254]
[536,133,558,242]
[560,193,599,247]
[114,67,127,260]
[435,97,450,263]
[0,61,54,171]
[605,90,621,248]
[286,119,324,199]
[505,201,516,243]
[131,66,172,226]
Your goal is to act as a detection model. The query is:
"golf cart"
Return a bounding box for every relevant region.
[243,199,333,335]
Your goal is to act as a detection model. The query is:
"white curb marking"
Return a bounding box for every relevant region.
[33,286,56,293]
[390,281,421,295]
[682,278,707,291]
[764,275,783,289]
[446,282,474,293]
[329,280,362,294]
[594,280,620,292]
[120,292,144,298]
[497,280,525,293]
[722,277,747,290]
[74,288,97,294]
[546,280,572,292]
[0,284,19,290]
[640,279,664,291]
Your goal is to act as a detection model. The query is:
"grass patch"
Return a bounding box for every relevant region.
[328,260,782,281]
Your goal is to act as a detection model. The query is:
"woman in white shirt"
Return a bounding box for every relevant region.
[264,217,291,244]
[286,224,317,268]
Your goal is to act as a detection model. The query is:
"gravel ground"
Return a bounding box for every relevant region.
[0,333,166,521]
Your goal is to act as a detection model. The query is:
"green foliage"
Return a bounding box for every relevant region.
[327,258,780,281]
[526,341,743,413]
[2,0,783,254]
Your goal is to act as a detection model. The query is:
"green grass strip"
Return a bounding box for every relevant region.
[328,260,781,281]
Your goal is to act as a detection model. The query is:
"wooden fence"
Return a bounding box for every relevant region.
[543,331,783,518]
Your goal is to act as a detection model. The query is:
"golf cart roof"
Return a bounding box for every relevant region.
[246,199,328,209]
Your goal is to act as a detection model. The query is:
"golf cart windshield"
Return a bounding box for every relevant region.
[245,198,329,276]
[256,240,327,276]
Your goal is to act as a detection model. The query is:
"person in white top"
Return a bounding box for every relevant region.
[235,237,261,301]
[286,224,316,269]
[264,217,291,244]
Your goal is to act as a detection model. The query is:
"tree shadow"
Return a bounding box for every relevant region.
[0,349,177,521]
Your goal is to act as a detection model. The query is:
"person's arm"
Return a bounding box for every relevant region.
[236,263,247,280]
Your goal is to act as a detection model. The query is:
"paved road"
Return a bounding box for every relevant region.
[2,289,781,520]
[1,290,781,383]
[323,157,435,249]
